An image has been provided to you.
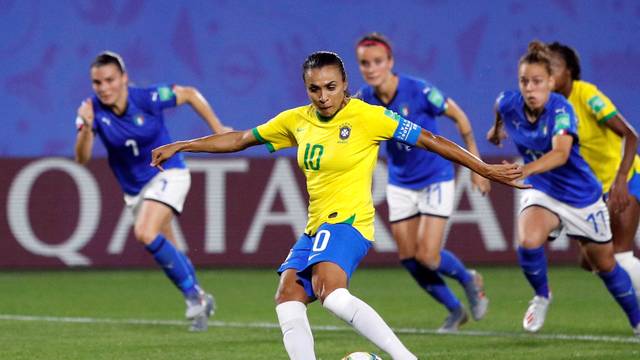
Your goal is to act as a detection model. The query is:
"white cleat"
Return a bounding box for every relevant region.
[185,293,216,332]
[464,269,489,321]
[523,294,551,333]
[437,306,469,333]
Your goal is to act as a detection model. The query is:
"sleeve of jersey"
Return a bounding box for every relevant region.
[552,105,578,137]
[422,85,447,116]
[583,86,618,123]
[252,112,297,153]
[372,108,422,145]
[153,84,178,111]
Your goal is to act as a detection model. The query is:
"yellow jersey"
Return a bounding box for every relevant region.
[253,98,406,240]
[568,80,640,192]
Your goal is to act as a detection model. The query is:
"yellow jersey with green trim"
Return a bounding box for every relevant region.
[569,80,640,192]
[253,98,404,240]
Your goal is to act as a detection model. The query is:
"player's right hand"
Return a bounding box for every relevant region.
[77,98,94,128]
[150,142,181,171]
[486,125,506,147]
[484,161,531,189]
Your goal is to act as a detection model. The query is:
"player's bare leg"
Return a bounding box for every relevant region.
[314,262,416,360]
[275,269,316,360]
[137,200,213,331]
[518,206,557,332]
[611,196,640,302]
[580,239,640,333]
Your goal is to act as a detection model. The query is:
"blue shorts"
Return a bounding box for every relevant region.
[277,223,372,298]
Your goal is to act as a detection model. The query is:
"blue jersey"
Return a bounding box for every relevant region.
[496,91,602,207]
[358,74,453,189]
[88,85,186,195]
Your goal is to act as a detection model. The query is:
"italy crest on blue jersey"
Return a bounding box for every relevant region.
[358,74,453,190]
[496,90,602,207]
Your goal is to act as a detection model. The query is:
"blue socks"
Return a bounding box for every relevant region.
[437,250,473,285]
[598,263,640,327]
[145,235,200,299]
[401,258,461,312]
[517,246,550,298]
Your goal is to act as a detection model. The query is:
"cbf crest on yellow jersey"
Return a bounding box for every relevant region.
[569,80,640,192]
[252,98,412,240]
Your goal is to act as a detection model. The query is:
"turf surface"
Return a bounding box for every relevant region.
[1,267,638,359]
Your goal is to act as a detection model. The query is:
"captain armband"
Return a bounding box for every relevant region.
[392,118,422,146]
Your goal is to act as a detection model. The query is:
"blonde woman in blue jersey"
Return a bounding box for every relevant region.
[548,42,640,302]
[74,52,229,331]
[356,32,490,332]
[151,51,526,360]
[488,41,640,335]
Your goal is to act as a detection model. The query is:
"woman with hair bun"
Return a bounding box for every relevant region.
[488,41,640,335]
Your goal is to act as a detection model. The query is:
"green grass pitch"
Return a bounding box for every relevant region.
[1,267,638,359]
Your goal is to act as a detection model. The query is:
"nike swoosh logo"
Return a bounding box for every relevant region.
[308,253,322,261]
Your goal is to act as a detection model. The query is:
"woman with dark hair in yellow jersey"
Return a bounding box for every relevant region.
[152,51,526,360]
[549,41,640,303]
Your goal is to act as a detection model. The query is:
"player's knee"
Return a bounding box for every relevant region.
[518,237,543,249]
[133,225,157,244]
[416,251,440,270]
[313,278,341,303]
[591,256,616,273]
[274,282,306,305]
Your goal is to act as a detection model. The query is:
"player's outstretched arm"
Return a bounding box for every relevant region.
[150,129,260,170]
[74,98,95,164]
[173,85,231,134]
[415,128,528,189]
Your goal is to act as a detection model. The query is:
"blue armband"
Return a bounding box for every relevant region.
[392,118,422,146]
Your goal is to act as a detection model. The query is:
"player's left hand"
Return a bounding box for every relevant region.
[150,142,181,171]
[607,177,631,214]
[471,172,491,195]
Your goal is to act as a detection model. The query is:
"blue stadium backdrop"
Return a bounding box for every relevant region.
[0,0,638,268]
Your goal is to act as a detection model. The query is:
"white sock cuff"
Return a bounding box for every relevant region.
[615,251,634,262]
[276,301,307,324]
[322,288,351,310]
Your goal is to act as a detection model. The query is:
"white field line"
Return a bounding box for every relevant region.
[1,314,639,344]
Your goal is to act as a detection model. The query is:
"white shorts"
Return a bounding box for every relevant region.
[519,189,612,243]
[386,180,454,222]
[124,168,191,215]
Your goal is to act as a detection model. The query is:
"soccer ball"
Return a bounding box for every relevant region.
[341,352,383,360]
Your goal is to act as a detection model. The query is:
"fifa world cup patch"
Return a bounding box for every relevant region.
[339,123,352,141]
[157,86,175,101]
[425,87,445,108]
[587,95,605,113]
[553,112,570,134]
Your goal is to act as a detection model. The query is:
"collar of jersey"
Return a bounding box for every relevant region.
[315,99,350,122]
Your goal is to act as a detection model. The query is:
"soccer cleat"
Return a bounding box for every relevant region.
[437,306,469,333]
[463,269,489,321]
[522,294,551,333]
[186,293,216,332]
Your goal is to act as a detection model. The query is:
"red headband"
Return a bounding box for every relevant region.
[357,39,392,54]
